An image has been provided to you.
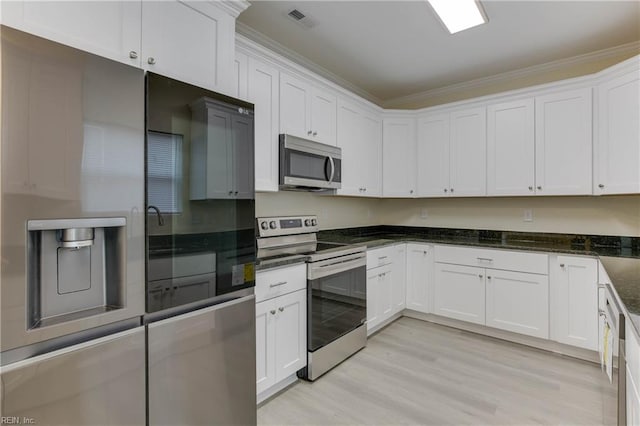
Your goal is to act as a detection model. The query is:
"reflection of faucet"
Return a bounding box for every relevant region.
[147,205,165,226]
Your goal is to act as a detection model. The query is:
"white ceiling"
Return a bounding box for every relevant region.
[238,1,640,103]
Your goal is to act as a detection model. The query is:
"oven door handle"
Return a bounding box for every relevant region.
[308,254,366,280]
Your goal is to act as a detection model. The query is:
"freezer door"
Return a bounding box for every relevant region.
[0,327,145,425]
[148,294,257,425]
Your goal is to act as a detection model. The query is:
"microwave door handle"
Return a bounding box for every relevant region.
[328,156,335,183]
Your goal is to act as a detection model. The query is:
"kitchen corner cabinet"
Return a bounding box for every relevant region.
[595,67,640,194]
[416,107,486,197]
[487,99,535,196]
[279,72,337,146]
[535,88,592,195]
[1,1,142,67]
[247,57,280,192]
[383,117,417,197]
[190,98,254,200]
[405,244,433,313]
[337,100,382,197]
[550,256,598,350]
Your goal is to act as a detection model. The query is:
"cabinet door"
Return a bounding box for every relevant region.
[336,100,364,196]
[233,51,248,100]
[596,70,640,194]
[434,263,485,325]
[142,1,235,93]
[366,269,380,333]
[391,245,407,314]
[550,256,598,350]
[280,72,311,139]
[377,268,394,322]
[535,88,592,195]
[1,328,145,425]
[406,244,433,313]
[361,111,383,196]
[487,99,535,196]
[417,113,450,197]
[230,112,255,199]
[486,270,549,339]
[628,368,640,426]
[1,1,142,67]
[248,57,279,192]
[449,107,487,196]
[310,88,337,146]
[274,290,307,381]
[383,118,417,197]
[255,300,276,394]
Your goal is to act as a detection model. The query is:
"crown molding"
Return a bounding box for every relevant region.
[211,0,250,18]
[383,40,640,109]
[236,22,383,106]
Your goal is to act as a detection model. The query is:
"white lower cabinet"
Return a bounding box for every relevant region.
[366,244,407,335]
[255,266,307,397]
[434,263,486,325]
[367,264,392,333]
[485,269,549,339]
[550,256,598,350]
[391,244,407,315]
[628,366,640,426]
[405,244,433,313]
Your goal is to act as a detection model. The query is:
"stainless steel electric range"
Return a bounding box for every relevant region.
[257,215,367,381]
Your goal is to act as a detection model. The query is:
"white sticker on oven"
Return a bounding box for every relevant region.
[232,264,244,286]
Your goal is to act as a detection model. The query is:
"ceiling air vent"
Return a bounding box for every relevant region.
[286,8,316,29]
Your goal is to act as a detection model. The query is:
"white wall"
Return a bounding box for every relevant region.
[256,193,640,237]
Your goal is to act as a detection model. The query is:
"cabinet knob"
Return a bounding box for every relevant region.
[228,191,233,195]
[598,184,605,189]
[410,190,414,194]
[450,188,454,193]
[444,188,448,193]
[313,131,317,136]
[537,186,542,190]
[528,186,533,191]
[270,310,276,315]
[147,57,156,65]
[487,276,492,280]
[559,263,565,268]
[478,274,483,278]
[363,188,367,192]
[307,130,312,135]
[129,51,138,59]
[423,250,427,254]
[235,191,239,195]
[278,307,284,312]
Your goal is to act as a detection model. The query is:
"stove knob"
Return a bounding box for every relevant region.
[311,219,317,226]
[304,219,312,226]
[260,221,269,230]
[269,221,277,229]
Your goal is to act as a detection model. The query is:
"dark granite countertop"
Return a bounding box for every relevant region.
[318,226,640,338]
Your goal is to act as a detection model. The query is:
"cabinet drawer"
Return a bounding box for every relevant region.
[256,264,306,303]
[367,245,396,269]
[434,245,548,275]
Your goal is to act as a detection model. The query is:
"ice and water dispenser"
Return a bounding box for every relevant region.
[27,218,127,329]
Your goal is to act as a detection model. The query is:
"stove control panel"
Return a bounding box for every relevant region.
[257,215,318,237]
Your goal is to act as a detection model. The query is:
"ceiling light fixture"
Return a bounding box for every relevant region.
[427,0,488,34]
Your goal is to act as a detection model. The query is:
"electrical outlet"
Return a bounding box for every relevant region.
[420,208,428,219]
[523,209,533,222]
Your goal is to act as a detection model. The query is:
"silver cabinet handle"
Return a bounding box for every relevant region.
[598,184,605,189]
[528,186,533,191]
[477,257,493,262]
[270,310,276,315]
[129,51,138,59]
[537,186,542,190]
[147,57,156,65]
[378,256,388,260]
[278,307,284,312]
[313,131,317,136]
[444,188,448,193]
[478,274,483,278]
[450,188,454,193]
[559,264,565,268]
[307,130,313,135]
[269,281,287,288]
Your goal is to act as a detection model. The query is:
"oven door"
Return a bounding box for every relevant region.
[279,134,341,190]
[307,254,366,352]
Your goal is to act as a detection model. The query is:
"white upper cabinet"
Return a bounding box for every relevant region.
[487,99,535,196]
[416,107,486,197]
[247,57,280,192]
[382,117,417,197]
[142,1,236,94]
[417,113,450,197]
[279,72,337,145]
[449,107,487,196]
[535,88,593,195]
[336,99,382,197]
[233,51,249,101]
[1,1,142,67]
[595,67,640,194]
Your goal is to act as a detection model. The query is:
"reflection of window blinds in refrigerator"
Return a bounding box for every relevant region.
[147,131,183,213]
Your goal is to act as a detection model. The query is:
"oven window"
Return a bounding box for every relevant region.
[308,266,366,352]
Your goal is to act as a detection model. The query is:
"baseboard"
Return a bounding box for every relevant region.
[366,311,404,337]
[402,310,600,364]
[257,374,299,406]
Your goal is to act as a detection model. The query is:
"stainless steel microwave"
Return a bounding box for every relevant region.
[279,134,342,190]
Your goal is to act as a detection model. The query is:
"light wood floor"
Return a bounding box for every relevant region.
[258,317,616,425]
